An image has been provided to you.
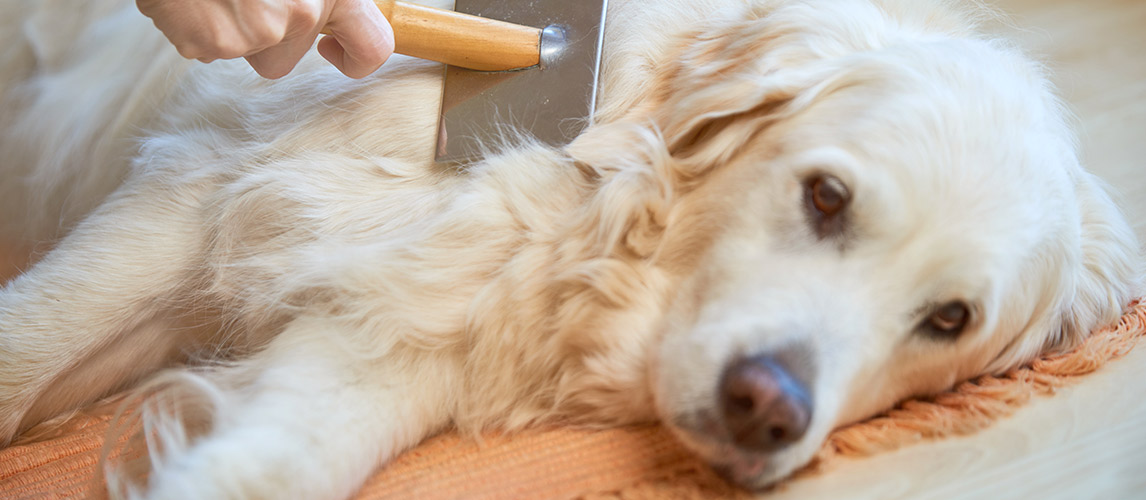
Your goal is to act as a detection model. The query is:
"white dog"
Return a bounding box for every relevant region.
[0,0,1140,497]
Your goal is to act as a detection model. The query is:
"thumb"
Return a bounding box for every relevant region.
[318,0,395,78]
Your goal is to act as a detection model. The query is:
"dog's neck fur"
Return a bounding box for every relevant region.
[429,147,680,432]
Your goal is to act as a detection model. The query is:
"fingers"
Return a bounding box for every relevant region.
[138,0,291,62]
[137,0,393,79]
[243,1,326,79]
[318,0,395,78]
[245,33,318,79]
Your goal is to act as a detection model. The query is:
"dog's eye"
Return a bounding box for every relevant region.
[803,174,850,237]
[924,301,971,338]
[810,177,847,216]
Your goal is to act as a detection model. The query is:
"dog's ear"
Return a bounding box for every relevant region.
[574,0,935,177]
[647,10,843,174]
[565,2,925,259]
[644,0,981,170]
[1053,173,1142,350]
[988,172,1140,374]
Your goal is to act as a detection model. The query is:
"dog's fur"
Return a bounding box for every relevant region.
[0,0,1141,497]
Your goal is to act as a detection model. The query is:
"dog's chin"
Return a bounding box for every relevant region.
[666,417,809,490]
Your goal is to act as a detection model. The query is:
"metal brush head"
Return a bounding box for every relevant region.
[435,0,608,163]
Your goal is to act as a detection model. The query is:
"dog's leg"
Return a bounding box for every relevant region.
[0,176,210,442]
[136,315,454,500]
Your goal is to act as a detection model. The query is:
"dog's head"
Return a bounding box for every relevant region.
[569,0,1140,489]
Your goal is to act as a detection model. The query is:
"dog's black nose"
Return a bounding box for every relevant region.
[719,355,813,452]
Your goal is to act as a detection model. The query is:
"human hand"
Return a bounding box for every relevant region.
[136,0,395,79]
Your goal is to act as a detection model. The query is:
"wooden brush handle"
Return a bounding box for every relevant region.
[330,0,542,71]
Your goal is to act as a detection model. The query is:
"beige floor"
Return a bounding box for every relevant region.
[769,1,1146,498]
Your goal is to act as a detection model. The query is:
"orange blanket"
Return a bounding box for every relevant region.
[2,247,1142,499]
